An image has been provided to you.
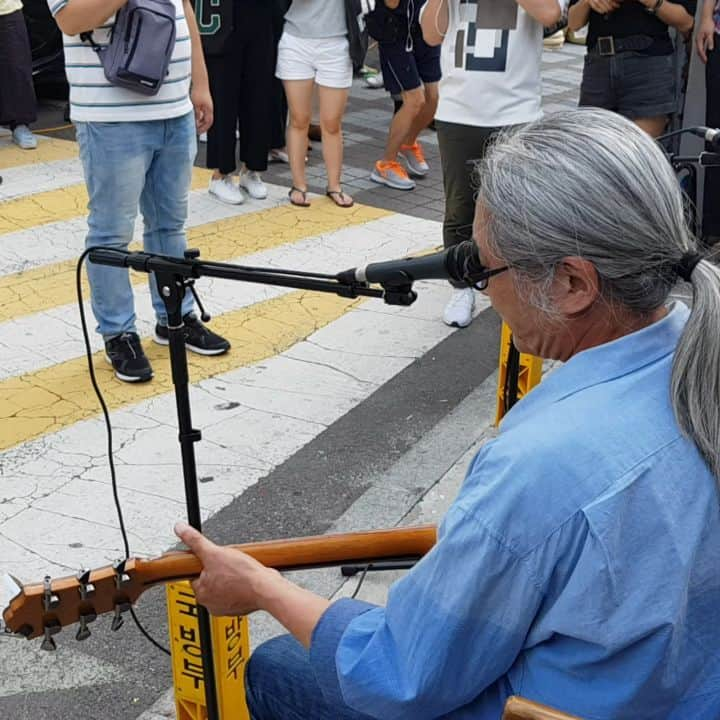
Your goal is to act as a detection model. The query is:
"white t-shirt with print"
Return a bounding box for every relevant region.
[47,0,193,122]
[423,0,567,127]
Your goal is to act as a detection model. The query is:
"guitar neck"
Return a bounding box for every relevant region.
[135,525,438,588]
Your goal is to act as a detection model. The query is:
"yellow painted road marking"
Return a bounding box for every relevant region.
[0,290,362,453]
[0,137,78,171]
[0,168,213,236]
[0,200,388,323]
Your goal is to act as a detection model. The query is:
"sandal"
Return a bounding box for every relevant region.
[289,186,311,207]
[326,188,354,208]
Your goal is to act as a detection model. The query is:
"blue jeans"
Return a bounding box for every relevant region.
[75,113,196,339]
[245,634,374,720]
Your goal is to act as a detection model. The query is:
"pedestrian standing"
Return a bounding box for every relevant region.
[0,0,38,149]
[276,0,354,209]
[206,0,275,205]
[420,0,566,328]
[368,0,441,191]
[49,0,230,383]
[568,0,696,138]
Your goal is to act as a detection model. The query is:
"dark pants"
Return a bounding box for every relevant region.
[704,37,720,242]
[245,634,373,720]
[436,120,502,287]
[206,2,274,174]
[270,0,291,150]
[0,9,37,128]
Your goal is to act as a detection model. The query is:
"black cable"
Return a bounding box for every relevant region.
[351,564,373,599]
[657,127,694,145]
[75,250,170,656]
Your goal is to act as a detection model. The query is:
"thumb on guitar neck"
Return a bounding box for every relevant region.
[174,522,216,560]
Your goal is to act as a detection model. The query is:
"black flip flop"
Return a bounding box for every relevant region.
[289,186,311,207]
[326,189,354,208]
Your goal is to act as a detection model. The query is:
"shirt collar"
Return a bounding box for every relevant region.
[501,302,689,430]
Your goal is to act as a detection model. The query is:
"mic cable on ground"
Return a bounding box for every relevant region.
[75,249,170,656]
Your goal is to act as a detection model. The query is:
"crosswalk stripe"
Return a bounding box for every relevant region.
[0,199,389,323]
[0,136,78,170]
[0,184,292,277]
[0,167,213,236]
[0,157,85,201]
[0,289,360,453]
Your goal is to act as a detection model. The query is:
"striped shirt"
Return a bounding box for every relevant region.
[47,0,193,122]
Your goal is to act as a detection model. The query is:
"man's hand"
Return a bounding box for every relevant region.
[588,0,621,13]
[175,522,278,616]
[191,85,214,135]
[697,14,716,63]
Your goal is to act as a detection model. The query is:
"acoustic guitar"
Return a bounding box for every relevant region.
[2,525,437,650]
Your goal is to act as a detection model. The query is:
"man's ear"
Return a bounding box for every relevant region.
[553,256,601,316]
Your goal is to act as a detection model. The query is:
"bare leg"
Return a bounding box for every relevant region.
[634,115,668,139]
[403,82,439,147]
[317,84,352,205]
[382,86,426,162]
[283,78,315,204]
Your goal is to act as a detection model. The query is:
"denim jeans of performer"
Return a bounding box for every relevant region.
[245,634,374,720]
[75,112,196,339]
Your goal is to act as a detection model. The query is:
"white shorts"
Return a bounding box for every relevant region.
[276,32,353,90]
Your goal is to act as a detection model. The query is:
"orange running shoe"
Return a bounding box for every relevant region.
[399,142,430,177]
[370,160,416,190]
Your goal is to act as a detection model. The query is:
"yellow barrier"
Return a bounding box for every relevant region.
[495,322,543,425]
[167,582,251,720]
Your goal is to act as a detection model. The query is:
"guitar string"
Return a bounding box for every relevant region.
[76,249,171,656]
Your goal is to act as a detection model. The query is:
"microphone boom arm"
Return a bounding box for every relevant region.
[88,248,418,306]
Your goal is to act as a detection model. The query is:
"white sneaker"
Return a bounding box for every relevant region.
[268,148,290,164]
[208,176,244,205]
[443,288,475,328]
[240,170,268,200]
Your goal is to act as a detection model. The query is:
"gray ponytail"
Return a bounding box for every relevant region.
[476,108,720,480]
[670,259,720,478]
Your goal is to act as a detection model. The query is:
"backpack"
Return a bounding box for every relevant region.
[80,0,176,96]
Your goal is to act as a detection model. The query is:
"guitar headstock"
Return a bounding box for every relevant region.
[2,559,145,650]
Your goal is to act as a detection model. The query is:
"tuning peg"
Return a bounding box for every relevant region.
[111,602,131,632]
[112,560,130,590]
[76,568,96,600]
[40,621,61,651]
[75,611,97,642]
[42,576,60,612]
[8,624,32,639]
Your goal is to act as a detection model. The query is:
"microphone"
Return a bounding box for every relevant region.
[689,126,720,150]
[336,240,481,286]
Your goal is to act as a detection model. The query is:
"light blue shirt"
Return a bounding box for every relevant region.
[310,303,720,719]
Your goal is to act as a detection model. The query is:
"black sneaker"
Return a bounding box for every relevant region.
[154,313,231,356]
[104,332,153,383]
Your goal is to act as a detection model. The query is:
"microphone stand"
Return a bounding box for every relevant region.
[87,247,417,720]
[657,127,720,240]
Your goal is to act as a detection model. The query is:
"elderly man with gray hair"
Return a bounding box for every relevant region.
[175,108,720,720]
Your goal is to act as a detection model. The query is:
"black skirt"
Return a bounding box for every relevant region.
[0,9,37,127]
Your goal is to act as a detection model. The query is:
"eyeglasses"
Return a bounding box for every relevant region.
[464,265,509,291]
